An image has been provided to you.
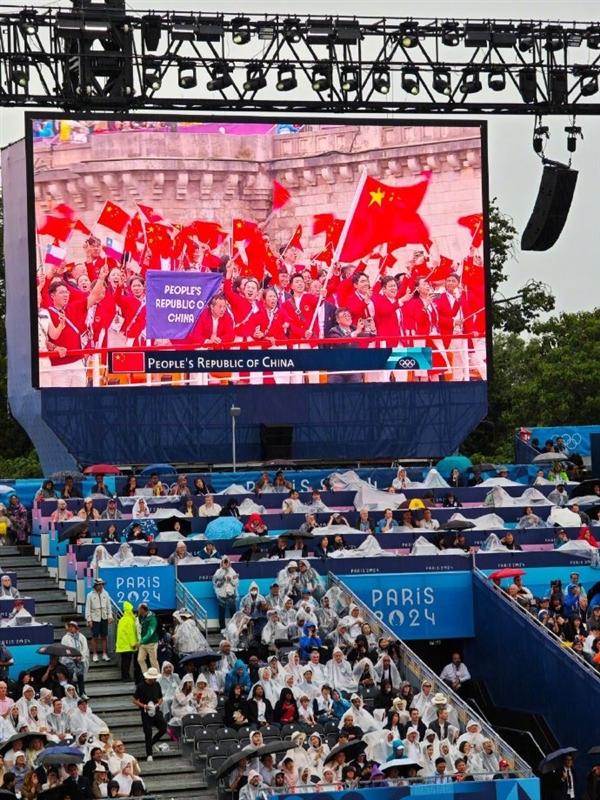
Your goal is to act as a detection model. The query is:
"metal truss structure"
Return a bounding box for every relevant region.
[3,3,600,114]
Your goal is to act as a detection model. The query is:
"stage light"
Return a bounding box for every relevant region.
[549,68,568,105]
[565,124,583,153]
[282,18,302,43]
[464,23,490,48]
[232,16,251,45]
[492,24,517,47]
[10,58,29,88]
[587,25,600,49]
[207,61,233,91]
[517,22,534,52]
[178,60,197,89]
[311,61,331,92]
[402,68,420,95]
[243,63,267,91]
[56,14,111,38]
[143,58,162,91]
[579,68,599,96]
[488,67,506,91]
[256,21,276,40]
[171,16,195,41]
[441,21,460,47]
[307,18,333,45]
[341,66,359,92]
[196,16,224,42]
[373,66,390,94]
[532,125,549,154]
[519,67,537,103]
[432,68,451,95]
[545,24,564,52]
[141,14,161,50]
[399,21,419,48]
[334,21,362,44]
[276,63,297,91]
[18,11,38,36]
[459,69,482,94]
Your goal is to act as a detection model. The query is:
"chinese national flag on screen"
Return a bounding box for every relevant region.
[97,201,131,235]
[287,224,303,251]
[458,213,484,248]
[37,215,73,243]
[111,351,146,373]
[338,172,431,262]
[272,180,291,211]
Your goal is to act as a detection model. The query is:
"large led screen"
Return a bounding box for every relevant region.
[28,117,488,389]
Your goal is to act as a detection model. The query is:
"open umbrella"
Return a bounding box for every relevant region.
[256,741,295,758]
[83,464,121,475]
[441,520,476,530]
[533,452,570,463]
[179,650,220,667]
[0,733,47,755]
[50,470,86,482]
[380,758,422,772]
[38,643,82,658]
[436,455,473,476]
[38,747,85,765]
[538,748,578,774]
[231,535,272,549]
[588,746,600,754]
[155,516,192,535]
[139,463,177,478]
[324,740,366,765]
[571,479,600,499]
[216,746,257,779]
[204,517,243,540]
[284,529,314,539]
[488,568,527,580]
[57,521,91,543]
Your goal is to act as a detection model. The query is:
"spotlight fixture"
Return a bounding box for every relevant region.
[256,20,276,40]
[10,57,29,88]
[171,16,195,41]
[282,17,302,43]
[17,10,38,36]
[399,21,419,48]
[178,60,197,89]
[432,68,451,95]
[519,67,537,103]
[307,18,333,45]
[565,124,583,153]
[517,22,534,52]
[276,63,297,91]
[532,124,549,155]
[549,68,568,105]
[196,16,224,43]
[459,68,482,94]
[577,67,599,96]
[243,63,267,91]
[488,67,506,91]
[334,21,362,44]
[311,61,332,92]
[545,24,564,52]
[373,66,390,94]
[464,23,491,48]
[232,16,251,45]
[143,58,162,91]
[207,61,233,91]
[141,14,162,50]
[586,25,600,49]
[441,21,460,47]
[341,66,360,92]
[401,67,420,95]
[56,14,111,39]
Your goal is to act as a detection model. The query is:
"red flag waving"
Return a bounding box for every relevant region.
[137,203,164,224]
[188,220,227,249]
[232,219,265,280]
[124,213,144,262]
[145,222,173,268]
[312,213,345,249]
[287,224,303,252]
[428,255,457,283]
[97,200,131,235]
[37,215,73,243]
[338,172,431,263]
[458,213,484,248]
[272,180,291,211]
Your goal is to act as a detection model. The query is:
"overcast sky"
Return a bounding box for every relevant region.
[1,0,598,314]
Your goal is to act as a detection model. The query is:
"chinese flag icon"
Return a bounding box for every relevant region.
[111,351,145,373]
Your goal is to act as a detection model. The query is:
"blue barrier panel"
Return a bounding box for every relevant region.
[530,425,600,457]
[98,565,176,610]
[0,624,54,678]
[343,571,474,639]
[275,778,539,800]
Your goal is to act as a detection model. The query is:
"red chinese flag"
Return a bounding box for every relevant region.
[54,203,76,221]
[73,219,92,236]
[145,222,172,257]
[338,173,431,263]
[124,213,144,261]
[458,213,484,248]
[311,242,335,265]
[312,213,345,249]
[97,201,131,235]
[37,215,73,243]
[272,180,291,211]
[263,241,279,280]
[232,219,268,281]
[137,203,164,223]
[287,224,303,251]
[189,220,227,249]
[428,255,456,283]
[111,351,145,373]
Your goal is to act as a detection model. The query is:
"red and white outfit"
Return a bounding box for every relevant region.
[117,293,146,346]
[45,296,88,387]
[435,292,469,381]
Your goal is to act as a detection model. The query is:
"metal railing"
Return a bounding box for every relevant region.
[494,725,547,761]
[176,579,209,637]
[327,572,532,777]
[473,569,600,681]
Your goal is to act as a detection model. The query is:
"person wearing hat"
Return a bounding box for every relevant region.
[101,497,123,520]
[61,620,90,697]
[132,666,167,762]
[85,578,113,663]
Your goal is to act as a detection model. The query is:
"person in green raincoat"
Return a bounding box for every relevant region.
[116,601,140,682]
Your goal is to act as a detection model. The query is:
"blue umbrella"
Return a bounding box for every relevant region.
[139,463,177,478]
[538,747,578,774]
[204,517,243,540]
[435,455,473,477]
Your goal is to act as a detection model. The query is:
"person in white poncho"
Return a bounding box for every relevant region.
[168,673,195,725]
[457,719,486,751]
[158,661,179,718]
[68,697,106,738]
[373,653,402,688]
[411,679,436,725]
[339,604,364,639]
[261,610,289,651]
[173,611,209,656]
[403,728,422,761]
[325,647,356,693]
[195,674,218,716]
[344,693,380,733]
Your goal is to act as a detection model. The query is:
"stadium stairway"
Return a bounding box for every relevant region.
[0,545,212,800]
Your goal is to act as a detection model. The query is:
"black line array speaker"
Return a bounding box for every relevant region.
[521,164,578,251]
[260,424,293,460]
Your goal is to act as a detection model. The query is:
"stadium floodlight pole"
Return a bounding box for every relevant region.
[230,404,241,473]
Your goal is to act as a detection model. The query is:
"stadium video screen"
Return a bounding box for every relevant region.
[28,116,488,389]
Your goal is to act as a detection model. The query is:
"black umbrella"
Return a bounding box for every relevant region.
[569,479,600,499]
[57,522,91,542]
[284,529,314,539]
[38,750,85,766]
[256,741,294,758]
[38,643,82,658]
[538,747,578,774]
[179,649,220,667]
[0,732,47,755]
[441,520,476,530]
[50,471,86,482]
[588,746,600,755]
[216,746,257,779]
[231,536,272,550]
[155,516,192,535]
[324,740,366,765]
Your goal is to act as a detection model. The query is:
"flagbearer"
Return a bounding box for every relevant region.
[84,236,118,281]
